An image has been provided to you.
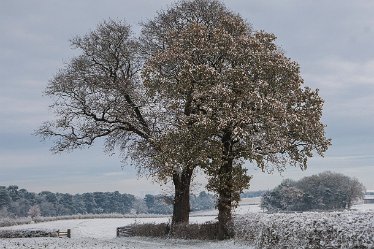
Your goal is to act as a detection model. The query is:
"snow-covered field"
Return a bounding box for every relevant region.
[1,202,373,249]
[0,202,261,249]
[0,216,214,240]
[0,216,250,249]
[0,237,251,249]
[351,203,374,211]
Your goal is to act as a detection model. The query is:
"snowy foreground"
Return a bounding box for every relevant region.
[0,216,250,249]
[0,203,372,249]
[0,237,250,249]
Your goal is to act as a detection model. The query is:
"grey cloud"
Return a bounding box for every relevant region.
[1,0,374,194]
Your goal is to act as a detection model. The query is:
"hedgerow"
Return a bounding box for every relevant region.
[234,211,374,248]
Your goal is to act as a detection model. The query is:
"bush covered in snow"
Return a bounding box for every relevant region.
[117,223,170,238]
[171,222,218,240]
[0,217,32,227]
[234,211,374,248]
[117,222,219,240]
[261,172,365,212]
[0,229,57,238]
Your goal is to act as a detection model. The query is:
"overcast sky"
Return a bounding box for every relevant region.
[1,0,374,196]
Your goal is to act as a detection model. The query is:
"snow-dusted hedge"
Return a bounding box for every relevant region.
[117,222,219,240]
[0,229,58,238]
[234,211,374,248]
[117,223,170,238]
[0,217,32,227]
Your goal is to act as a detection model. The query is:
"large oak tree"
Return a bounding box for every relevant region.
[142,0,330,239]
[38,0,330,239]
[140,0,251,227]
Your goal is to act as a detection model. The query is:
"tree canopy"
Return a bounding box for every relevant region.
[36,0,330,240]
[141,0,330,239]
[37,20,153,153]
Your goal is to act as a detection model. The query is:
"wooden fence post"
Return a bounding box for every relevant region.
[67,229,71,238]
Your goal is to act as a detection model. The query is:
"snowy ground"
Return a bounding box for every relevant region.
[351,203,374,211]
[0,237,251,249]
[0,216,250,249]
[1,202,372,249]
[0,216,214,240]
[190,200,263,217]
[0,202,260,249]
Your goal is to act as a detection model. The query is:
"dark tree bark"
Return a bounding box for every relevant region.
[171,167,194,225]
[217,130,235,240]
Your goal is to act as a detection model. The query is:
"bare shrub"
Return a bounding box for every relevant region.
[171,222,218,240]
[0,217,32,227]
[117,223,170,238]
[117,222,219,240]
[0,229,58,238]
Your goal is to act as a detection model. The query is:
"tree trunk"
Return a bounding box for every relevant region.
[217,131,235,240]
[171,167,193,226]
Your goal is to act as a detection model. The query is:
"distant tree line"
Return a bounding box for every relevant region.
[0,185,215,218]
[261,171,365,212]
